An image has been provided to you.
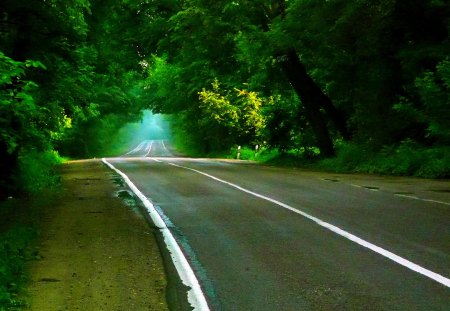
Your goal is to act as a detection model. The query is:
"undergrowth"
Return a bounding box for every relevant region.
[316,141,450,178]
[170,136,450,178]
[0,223,37,310]
[15,150,64,195]
[267,141,450,178]
[1,150,62,310]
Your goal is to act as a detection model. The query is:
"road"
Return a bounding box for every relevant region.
[106,140,450,310]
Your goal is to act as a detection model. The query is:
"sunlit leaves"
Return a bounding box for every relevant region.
[198,79,267,146]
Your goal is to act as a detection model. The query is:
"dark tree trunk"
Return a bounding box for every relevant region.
[278,49,336,157]
[0,140,18,200]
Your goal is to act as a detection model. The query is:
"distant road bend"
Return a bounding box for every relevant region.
[104,140,450,311]
[122,139,173,158]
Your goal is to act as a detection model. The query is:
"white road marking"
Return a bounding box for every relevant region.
[158,160,450,289]
[350,183,450,206]
[350,184,362,188]
[161,140,170,155]
[123,140,147,156]
[102,158,210,311]
[394,193,450,206]
[144,141,154,157]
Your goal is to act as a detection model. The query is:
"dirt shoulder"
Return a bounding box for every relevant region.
[26,159,169,310]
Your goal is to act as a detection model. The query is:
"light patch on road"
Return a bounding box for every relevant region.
[102,158,210,311]
[159,159,450,289]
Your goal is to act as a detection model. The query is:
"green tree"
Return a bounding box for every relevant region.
[197,79,267,150]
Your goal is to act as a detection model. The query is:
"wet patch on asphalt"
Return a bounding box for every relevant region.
[110,172,143,217]
[323,178,340,182]
[110,173,125,187]
[428,189,450,193]
[115,190,143,217]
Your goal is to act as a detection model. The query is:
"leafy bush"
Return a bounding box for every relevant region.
[15,150,63,194]
[317,141,450,178]
[415,58,450,144]
[319,142,372,172]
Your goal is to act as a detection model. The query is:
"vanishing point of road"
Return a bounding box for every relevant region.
[105,140,450,310]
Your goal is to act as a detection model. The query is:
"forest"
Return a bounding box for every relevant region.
[1,0,449,198]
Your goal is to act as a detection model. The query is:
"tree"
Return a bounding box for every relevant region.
[0,0,150,195]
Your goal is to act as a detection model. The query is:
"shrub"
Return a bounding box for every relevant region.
[317,141,450,178]
[16,150,63,194]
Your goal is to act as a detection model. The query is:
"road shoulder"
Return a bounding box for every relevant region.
[27,159,169,310]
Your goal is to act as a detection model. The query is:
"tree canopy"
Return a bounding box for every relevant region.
[1,0,449,197]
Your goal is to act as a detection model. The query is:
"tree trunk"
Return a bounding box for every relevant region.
[278,49,336,157]
[0,140,18,200]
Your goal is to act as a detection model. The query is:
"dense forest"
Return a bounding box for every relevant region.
[1,0,449,198]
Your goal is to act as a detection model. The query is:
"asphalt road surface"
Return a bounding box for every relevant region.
[108,140,450,310]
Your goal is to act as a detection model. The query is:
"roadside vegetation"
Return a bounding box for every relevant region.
[0,194,51,310]
[0,223,36,310]
[0,1,449,308]
[1,0,449,201]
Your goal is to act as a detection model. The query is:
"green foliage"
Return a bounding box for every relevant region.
[0,225,36,310]
[0,0,449,187]
[0,53,48,154]
[318,141,450,178]
[228,146,278,162]
[415,58,450,143]
[143,56,185,113]
[0,0,154,196]
[168,79,270,154]
[16,150,63,194]
[197,79,267,148]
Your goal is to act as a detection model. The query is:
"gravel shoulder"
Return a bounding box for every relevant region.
[26,159,169,310]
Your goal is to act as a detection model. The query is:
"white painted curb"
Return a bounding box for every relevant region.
[102,158,210,311]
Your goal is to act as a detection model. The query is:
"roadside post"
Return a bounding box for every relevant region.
[237,145,241,159]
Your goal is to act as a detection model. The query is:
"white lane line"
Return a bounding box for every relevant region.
[394,194,450,206]
[351,183,449,206]
[102,158,210,311]
[160,160,450,289]
[350,184,362,188]
[144,141,154,157]
[161,140,173,157]
[161,140,169,152]
[123,140,147,156]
